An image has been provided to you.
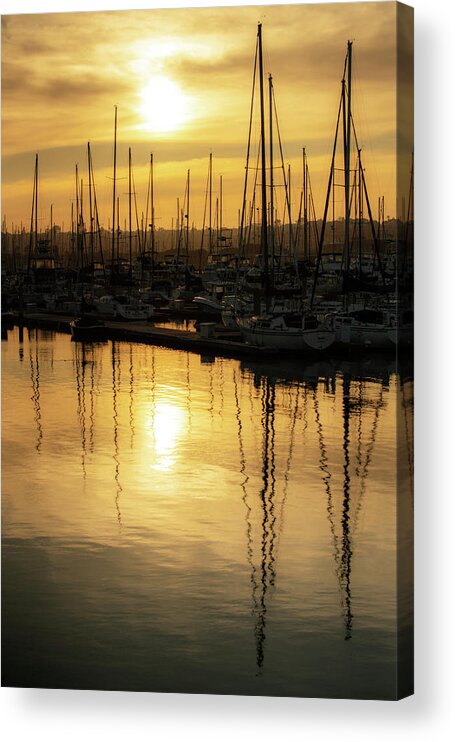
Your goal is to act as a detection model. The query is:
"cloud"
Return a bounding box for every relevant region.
[1,2,403,227]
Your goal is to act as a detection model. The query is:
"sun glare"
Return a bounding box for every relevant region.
[139,75,190,133]
[148,401,186,472]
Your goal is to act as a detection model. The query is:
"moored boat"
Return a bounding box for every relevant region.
[332,308,393,349]
[237,312,335,351]
[70,316,107,342]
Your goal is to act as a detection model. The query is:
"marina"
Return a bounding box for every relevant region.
[1,3,413,702]
[1,28,413,359]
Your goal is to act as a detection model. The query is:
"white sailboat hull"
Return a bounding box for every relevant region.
[335,321,393,349]
[237,318,335,351]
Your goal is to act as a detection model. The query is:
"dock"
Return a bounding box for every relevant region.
[16,313,279,360]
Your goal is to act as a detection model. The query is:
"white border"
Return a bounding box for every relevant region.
[1,1,454,740]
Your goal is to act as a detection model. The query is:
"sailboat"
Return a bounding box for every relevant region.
[235,24,335,352]
[311,41,395,350]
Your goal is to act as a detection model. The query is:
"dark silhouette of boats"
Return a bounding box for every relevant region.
[70,315,107,342]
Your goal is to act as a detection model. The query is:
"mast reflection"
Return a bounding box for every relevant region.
[341,375,353,640]
[89,348,96,453]
[129,343,135,448]
[278,384,302,543]
[29,332,43,453]
[254,377,278,671]
[186,352,192,430]
[75,341,88,480]
[400,376,414,497]
[314,370,387,641]
[112,341,122,527]
[352,381,384,531]
[313,386,342,590]
[208,361,214,422]
[233,370,260,659]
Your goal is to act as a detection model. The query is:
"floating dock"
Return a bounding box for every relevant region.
[16,313,279,360]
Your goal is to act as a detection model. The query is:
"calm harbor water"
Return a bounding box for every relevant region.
[2,327,412,698]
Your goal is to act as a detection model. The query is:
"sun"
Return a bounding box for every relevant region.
[139,75,191,133]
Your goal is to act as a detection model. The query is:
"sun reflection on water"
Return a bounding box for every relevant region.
[148,400,187,472]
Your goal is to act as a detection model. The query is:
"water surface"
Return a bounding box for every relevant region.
[2,327,411,698]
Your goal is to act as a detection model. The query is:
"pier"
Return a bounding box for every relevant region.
[15,312,279,360]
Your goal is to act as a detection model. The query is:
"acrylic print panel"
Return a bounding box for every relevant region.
[1,1,414,700]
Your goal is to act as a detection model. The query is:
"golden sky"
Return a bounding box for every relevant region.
[1,2,411,232]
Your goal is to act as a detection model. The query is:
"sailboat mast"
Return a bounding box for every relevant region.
[35,153,39,246]
[150,153,155,264]
[80,176,85,270]
[343,41,353,273]
[269,74,275,277]
[111,105,117,274]
[88,142,94,265]
[303,147,308,261]
[288,163,292,259]
[128,147,132,278]
[186,169,190,263]
[258,23,269,307]
[358,149,363,276]
[27,154,38,274]
[219,174,223,243]
[209,152,213,254]
[341,374,353,640]
[175,198,179,253]
[116,197,120,263]
[75,164,80,270]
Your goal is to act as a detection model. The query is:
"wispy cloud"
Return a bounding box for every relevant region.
[1,3,406,227]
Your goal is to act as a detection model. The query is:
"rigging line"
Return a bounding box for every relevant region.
[403,152,414,262]
[27,154,37,275]
[276,196,287,268]
[239,34,259,253]
[198,158,210,271]
[175,173,189,270]
[295,189,304,249]
[271,85,298,277]
[131,164,143,258]
[310,85,344,307]
[307,170,320,252]
[245,148,261,250]
[89,146,106,277]
[144,161,151,255]
[349,113,387,287]
[359,156,388,290]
